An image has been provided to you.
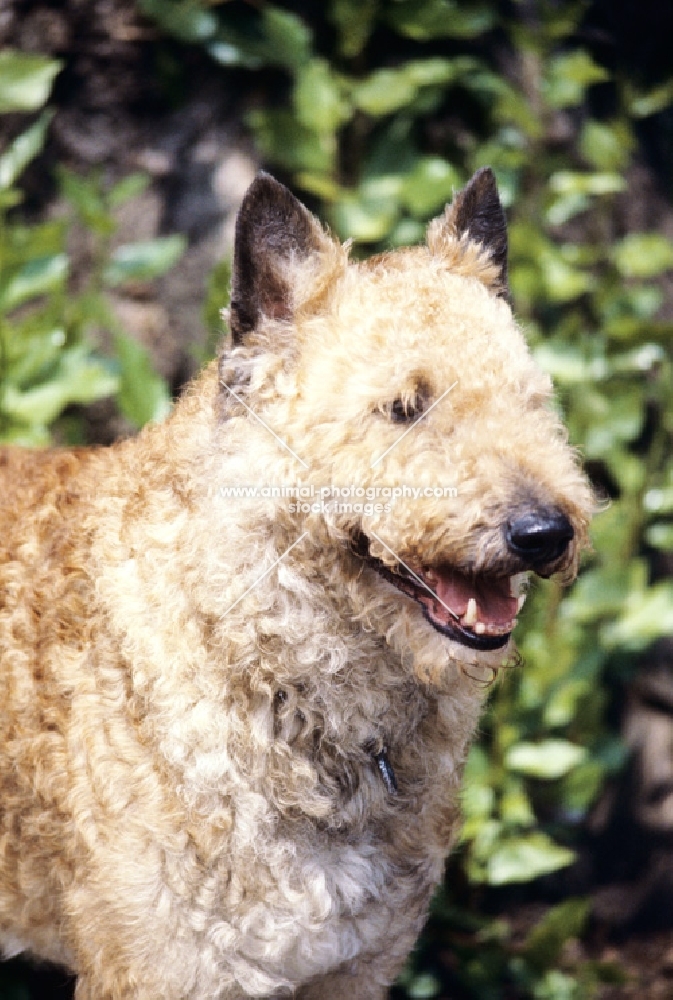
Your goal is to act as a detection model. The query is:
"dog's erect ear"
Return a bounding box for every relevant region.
[431,167,508,297]
[229,173,327,343]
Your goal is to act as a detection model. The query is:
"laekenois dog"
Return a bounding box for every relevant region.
[0,169,594,999]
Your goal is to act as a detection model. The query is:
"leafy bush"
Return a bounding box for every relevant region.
[0,51,181,445]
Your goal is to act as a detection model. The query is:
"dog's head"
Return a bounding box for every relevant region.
[219,172,595,680]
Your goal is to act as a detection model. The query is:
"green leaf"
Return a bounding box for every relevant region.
[405,56,471,88]
[103,236,186,286]
[400,156,461,216]
[359,173,405,203]
[492,85,543,139]
[0,345,118,427]
[610,343,664,375]
[0,51,62,113]
[462,750,495,822]
[562,563,646,624]
[627,78,673,118]
[500,778,535,826]
[523,898,590,972]
[579,120,634,172]
[207,40,248,68]
[329,0,378,58]
[202,256,232,357]
[1,327,67,387]
[540,2,588,40]
[113,332,172,427]
[331,192,399,242]
[407,973,441,999]
[108,172,151,209]
[0,189,23,210]
[137,0,217,42]
[294,59,350,135]
[385,0,495,40]
[612,233,673,279]
[351,58,469,118]
[0,111,53,191]
[538,253,594,303]
[57,167,114,236]
[387,218,425,246]
[533,969,582,1000]
[462,782,495,822]
[548,171,625,197]
[581,387,645,455]
[3,219,65,264]
[260,6,312,71]
[464,743,490,782]
[505,739,587,779]
[248,109,334,173]
[545,193,590,227]
[295,172,342,201]
[544,50,608,108]
[644,486,673,514]
[463,817,503,867]
[0,253,68,312]
[352,68,417,116]
[604,448,647,496]
[486,833,575,885]
[561,760,610,817]
[601,581,673,650]
[0,422,51,447]
[208,5,311,71]
[542,678,593,728]
[361,117,417,179]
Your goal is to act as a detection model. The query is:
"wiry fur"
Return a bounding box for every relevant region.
[0,171,594,999]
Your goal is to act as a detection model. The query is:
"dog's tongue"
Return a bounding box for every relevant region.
[425,567,518,627]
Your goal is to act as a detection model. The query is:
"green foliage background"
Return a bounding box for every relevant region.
[1,1,673,997]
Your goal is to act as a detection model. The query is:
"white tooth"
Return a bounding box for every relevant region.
[517,594,526,613]
[509,572,530,599]
[463,598,478,626]
[475,622,486,634]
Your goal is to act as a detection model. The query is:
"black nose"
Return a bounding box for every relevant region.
[506,510,574,569]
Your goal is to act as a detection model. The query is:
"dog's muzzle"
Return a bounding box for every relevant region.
[351,506,575,652]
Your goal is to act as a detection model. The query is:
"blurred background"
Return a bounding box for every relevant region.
[0,1,672,997]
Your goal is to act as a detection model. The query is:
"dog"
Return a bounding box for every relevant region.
[0,169,594,999]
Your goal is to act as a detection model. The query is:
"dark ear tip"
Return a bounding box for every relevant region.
[230,172,324,344]
[472,166,496,183]
[243,171,292,206]
[465,166,499,198]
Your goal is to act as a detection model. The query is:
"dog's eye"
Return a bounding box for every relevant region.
[389,395,422,423]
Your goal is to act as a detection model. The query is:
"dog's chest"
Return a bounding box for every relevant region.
[201,806,442,993]
[170,685,460,995]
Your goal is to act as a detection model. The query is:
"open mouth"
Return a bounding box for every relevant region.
[353,534,528,651]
